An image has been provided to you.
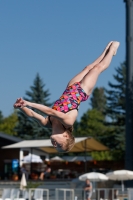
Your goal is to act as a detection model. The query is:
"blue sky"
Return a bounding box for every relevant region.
[0,0,126,120]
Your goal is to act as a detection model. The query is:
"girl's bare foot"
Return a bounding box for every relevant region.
[95,41,114,64]
[111,41,120,56]
[105,41,113,51]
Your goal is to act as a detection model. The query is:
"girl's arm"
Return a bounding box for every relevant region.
[14,98,57,116]
[27,102,75,126]
[20,107,49,126]
[14,98,75,126]
[14,99,49,126]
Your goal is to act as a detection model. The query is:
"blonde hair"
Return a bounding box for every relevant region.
[63,126,75,152]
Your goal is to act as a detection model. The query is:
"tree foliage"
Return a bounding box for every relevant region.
[0,112,18,135]
[15,73,52,139]
[0,110,4,123]
[90,87,107,114]
[77,109,106,138]
[105,62,126,159]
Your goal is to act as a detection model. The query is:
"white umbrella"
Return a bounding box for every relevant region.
[79,172,108,192]
[22,153,43,163]
[50,156,64,161]
[79,172,108,181]
[20,173,27,190]
[106,170,133,192]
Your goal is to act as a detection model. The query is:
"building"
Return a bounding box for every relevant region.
[0,132,48,180]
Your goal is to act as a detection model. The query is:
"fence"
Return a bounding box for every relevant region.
[0,187,131,200]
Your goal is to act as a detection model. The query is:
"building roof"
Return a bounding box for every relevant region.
[2,137,109,153]
[2,137,86,148]
[0,132,22,142]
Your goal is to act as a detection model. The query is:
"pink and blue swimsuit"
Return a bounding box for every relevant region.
[52,82,89,113]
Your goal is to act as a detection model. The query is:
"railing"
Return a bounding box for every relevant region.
[29,188,49,200]
[55,188,75,200]
[0,187,131,200]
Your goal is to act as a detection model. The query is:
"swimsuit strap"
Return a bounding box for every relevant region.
[62,124,66,129]
[48,116,66,129]
[48,116,52,126]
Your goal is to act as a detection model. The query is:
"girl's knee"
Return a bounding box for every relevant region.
[93,63,103,73]
[84,65,92,73]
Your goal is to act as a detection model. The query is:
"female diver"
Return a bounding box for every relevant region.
[14,41,120,153]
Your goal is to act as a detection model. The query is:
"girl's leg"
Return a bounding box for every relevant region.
[67,41,113,87]
[80,41,120,95]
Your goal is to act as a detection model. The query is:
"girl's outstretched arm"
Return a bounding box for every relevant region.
[26,102,76,126]
[14,99,49,127]
[14,98,75,126]
[14,98,57,116]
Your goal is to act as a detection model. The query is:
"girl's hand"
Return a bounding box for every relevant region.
[13,98,27,108]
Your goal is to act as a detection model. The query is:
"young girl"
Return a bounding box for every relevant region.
[14,41,120,153]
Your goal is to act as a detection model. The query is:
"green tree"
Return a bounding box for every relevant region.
[89,86,115,149]
[73,120,80,137]
[105,62,126,159]
[77,109,108,139]
[90,87,107,114]
[15,73,52,139]
[74,109,114,160]
[0,112,18,135]
[0,111,4,123]
[91,151,113,161]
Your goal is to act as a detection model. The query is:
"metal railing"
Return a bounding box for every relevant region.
[29,188,49,200]
[0,187,130,200]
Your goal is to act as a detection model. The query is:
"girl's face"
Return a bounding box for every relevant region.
[50,132,69,152]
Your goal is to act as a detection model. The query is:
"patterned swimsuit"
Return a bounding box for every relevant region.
[52,82,89,113]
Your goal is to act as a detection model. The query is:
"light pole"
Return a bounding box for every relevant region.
[124,0,133,182]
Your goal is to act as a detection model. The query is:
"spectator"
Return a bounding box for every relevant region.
[83,179,93,200]
[39,164,51,180]
[20,164,29,180]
